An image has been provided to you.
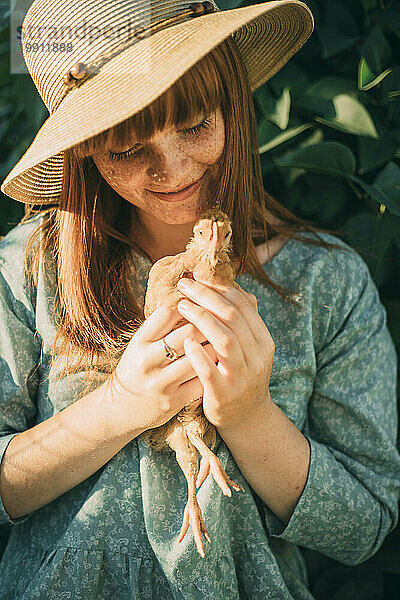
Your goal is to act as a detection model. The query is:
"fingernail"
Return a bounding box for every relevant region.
[178,278,193,291]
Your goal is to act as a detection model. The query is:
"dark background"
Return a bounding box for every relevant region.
[0,1,399,598]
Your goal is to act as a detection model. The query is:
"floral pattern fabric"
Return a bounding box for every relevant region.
[0,215,399,599]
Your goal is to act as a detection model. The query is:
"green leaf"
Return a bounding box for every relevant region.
[13,75,47,131]
[255,87,291,131]
[358,57,392,91]
[273,87,291,130]
[297,77,358,116]
[269,62,310,98]
[357,135,399,174]
[374,161,400,187]
[275,142,356,178]
[216,0,243,8]
[275,129,324,188]
[381,66,400,101]
[374,162,400,210]
[359,24,391,75]
[315,94,379,138]
[295,95,334,118]
[257,119,281,148]
[305,77,359,99]
[349,175,400,216]
[360,0,378,10]
[258,123,314,154]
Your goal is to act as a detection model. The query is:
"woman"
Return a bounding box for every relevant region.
[0,0,399,598]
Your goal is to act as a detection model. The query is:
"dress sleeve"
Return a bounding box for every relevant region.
[0,255,41,526]
[264,248,400,566]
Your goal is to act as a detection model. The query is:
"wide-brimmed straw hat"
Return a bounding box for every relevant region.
[1,0,314,205]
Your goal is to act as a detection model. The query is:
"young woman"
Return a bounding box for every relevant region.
[0,0,399,598]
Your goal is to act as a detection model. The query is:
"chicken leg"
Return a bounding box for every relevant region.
[167,411,244,558]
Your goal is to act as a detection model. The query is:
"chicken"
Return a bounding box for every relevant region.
[141,208,244,558]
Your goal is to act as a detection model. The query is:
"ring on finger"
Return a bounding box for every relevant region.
[162,337,179,361]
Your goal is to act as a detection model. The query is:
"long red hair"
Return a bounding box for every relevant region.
[19,35,349,394]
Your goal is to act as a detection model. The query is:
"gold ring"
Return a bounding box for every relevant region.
[162,337,178,361]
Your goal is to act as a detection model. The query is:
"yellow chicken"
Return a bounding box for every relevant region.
[141,208,243,558]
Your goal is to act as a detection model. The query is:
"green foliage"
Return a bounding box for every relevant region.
[250,0,400,360]
[0,1,399,595]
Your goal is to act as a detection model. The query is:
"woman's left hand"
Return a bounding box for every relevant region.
[176,275,275,432]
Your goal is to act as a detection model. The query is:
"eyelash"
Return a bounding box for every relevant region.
[108,116,213,161]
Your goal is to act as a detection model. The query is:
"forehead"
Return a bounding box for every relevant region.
[73,58,223,159]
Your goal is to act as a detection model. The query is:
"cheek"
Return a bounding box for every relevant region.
[93,156,142,192]
[198,128,225,165]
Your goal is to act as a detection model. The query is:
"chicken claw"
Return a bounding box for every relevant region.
[178,498,212,558]
[187,431,245,495]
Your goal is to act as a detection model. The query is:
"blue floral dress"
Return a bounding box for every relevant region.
[0,215,399,600]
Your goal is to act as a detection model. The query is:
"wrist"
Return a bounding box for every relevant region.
[97,375,145,441]
[218,391,274,439]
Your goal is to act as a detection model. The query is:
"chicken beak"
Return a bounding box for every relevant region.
[210,221,219,266]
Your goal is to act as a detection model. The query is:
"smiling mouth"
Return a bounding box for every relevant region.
[148,175,203,194]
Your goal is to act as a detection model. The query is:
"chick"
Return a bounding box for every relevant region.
[141,209,243,558]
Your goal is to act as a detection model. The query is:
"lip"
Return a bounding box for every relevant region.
[147,174,203,201]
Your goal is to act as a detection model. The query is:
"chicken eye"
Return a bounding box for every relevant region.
[225,233,230,238]
[199,231,203,235]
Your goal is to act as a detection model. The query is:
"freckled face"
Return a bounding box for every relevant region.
[91,107,225,224]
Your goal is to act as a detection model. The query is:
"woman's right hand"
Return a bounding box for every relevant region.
[104,305,217,436]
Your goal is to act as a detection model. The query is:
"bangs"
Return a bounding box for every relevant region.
[72,48,224,159]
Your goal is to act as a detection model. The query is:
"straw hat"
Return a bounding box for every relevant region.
[1,0,314,205]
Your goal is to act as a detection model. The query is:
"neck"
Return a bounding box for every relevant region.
[130,210,197,262]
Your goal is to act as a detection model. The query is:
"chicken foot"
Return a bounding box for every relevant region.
[173,425,245,558]
[172,425,211,558]
[186,429,244,497]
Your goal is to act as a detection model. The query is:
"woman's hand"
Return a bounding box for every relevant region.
[106,303,218,436]
[176,275,275,432]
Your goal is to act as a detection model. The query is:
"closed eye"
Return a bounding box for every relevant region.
[108,114,213,161]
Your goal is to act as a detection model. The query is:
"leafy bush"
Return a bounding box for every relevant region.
[0,0,399,597]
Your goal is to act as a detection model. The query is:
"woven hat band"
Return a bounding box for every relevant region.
[59,2,216,112]
[22,0,221,114]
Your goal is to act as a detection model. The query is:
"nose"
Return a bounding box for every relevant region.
[146,136,193,189]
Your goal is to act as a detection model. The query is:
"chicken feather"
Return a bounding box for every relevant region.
[140,209,244,558]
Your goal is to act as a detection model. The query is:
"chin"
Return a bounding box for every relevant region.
[153,197,212,224]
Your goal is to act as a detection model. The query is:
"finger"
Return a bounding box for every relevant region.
[157,342,216,412]
[183,338,220,389]
[177,280,258,361]
[138,304,184,343]
[163,341,218,391]
[177,300,245,367]
[220,284,268,347]
[184,278,267,350]
[163,320,209,362]
[174,375,204,410]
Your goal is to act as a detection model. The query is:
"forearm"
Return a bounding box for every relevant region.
[218,393,311,525]
[0,379,145,520]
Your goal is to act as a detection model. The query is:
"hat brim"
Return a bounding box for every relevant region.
[1,1,314,204]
